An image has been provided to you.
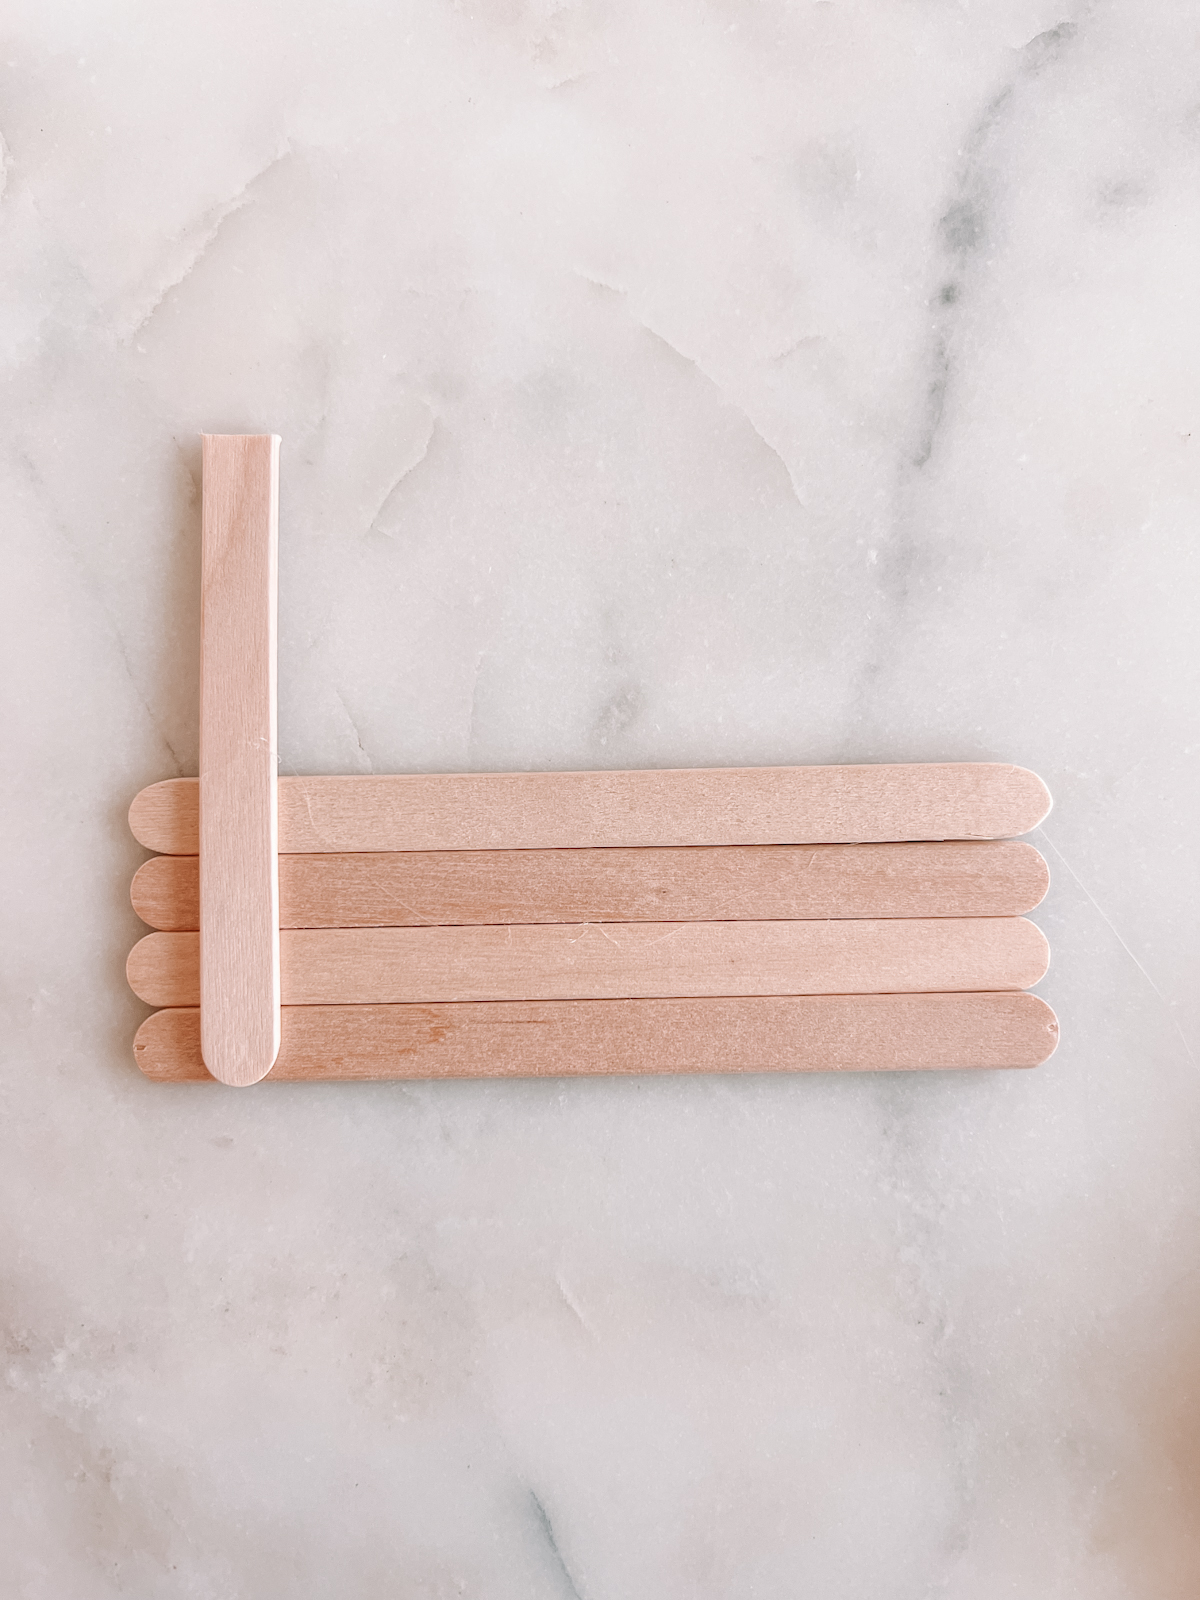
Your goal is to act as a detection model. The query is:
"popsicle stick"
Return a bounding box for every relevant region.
[131,840,1049,931]
[198,434,281,1087]
[127,916,1048,1008]
[128,763,1052,855]
[133,992,1060,1081]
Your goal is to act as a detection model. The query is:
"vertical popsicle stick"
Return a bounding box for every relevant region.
[199,434,280,1086]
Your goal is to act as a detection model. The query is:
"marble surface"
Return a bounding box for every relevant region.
[2,1,1199,1593]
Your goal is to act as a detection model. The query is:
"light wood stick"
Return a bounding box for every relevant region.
[128,763,1052,855]
[132,992,1060,1081]
[131,840,1049,931]
[126,917,1048,1008]
[198,434,280,1087]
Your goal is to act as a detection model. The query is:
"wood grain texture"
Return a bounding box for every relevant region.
[128,763,1053,855]
[126,917,1049,1008]
[131,840,1049,930]
[132,992,1060,1081]
[198,434,280,1087]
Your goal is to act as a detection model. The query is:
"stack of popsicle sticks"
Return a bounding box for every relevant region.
[127,436,1058,1085]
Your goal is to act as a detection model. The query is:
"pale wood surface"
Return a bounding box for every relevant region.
[198,434,281,1087]
[128,763,1052,855]
[131,840,1048,930]
[127,917,1048,1008]
[133,992,1060,1081]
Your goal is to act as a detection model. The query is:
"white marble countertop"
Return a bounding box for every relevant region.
[3,2,1198,1593]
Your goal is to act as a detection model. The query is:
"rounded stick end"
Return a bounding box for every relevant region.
[1006,767,1053,835]
[200,1016,281,1086]
[129,779,200,854]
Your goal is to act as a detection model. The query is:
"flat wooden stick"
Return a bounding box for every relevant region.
[127,917,1048,1008]
[131,840,1049,931]
[198,434,281,1087]
[128,763,1052,855]
[133,992,1059,1081]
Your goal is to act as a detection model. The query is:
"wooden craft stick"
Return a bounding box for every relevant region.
[128,763,1052,855]
[132,992,1060,1081]
[131,840,1049,931]
[198,434,281,1087]
[127,917,1048,1008]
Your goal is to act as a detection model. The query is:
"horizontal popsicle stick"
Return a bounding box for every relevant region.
[130,840,1049,931]
[128,763,1052,855]
[127,917,1048,1008]
[133,992,1060,1081]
